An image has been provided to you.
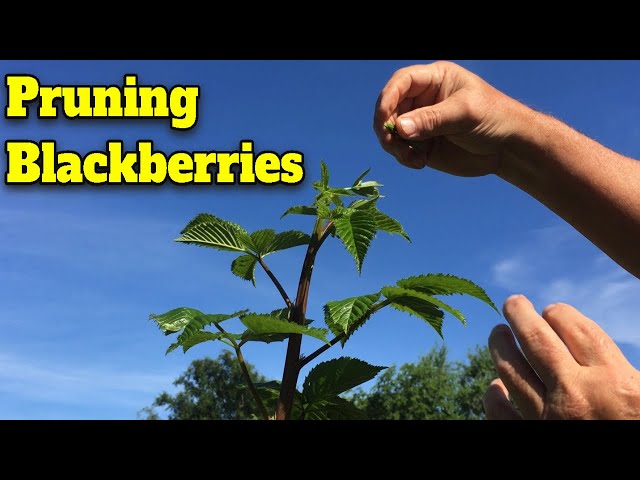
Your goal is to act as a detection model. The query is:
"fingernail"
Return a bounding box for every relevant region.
[399,118,416,136]
[492,324,511,336]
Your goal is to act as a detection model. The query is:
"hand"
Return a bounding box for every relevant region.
[483,294,640,420]
[373,61,527,175]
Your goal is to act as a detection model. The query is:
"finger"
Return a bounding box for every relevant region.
[542,303,627,366]
[483,378,522,420]
[502,294,578,385]
[489,324,545,418]
[374,64,446,139]
[396,94,475,141]
[378,98,416,158]
[391,138,426,170]
[378,64,446,118]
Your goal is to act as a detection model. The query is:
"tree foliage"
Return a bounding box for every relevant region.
[142,346,496,420]
[140,351,266,420]
[353,345,497,420]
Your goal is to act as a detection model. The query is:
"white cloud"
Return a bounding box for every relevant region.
[492,257,528,290]
[0,351,178,411]
[491,223,640,347]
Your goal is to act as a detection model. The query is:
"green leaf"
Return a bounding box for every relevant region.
[396,274,498,313]
[320,161,329,188]
[382,286,465,325]
[352,167,371,187]
[230,231,309,286]
[176,214,249,253]
[373,211,411,242]
[281,205,318,219]
[323,293,381,336]
[166,331,223,355]
[380,286,446,337]
[175,309,246,348]
[151,307,245,354]
[231,254,258,285]
[265,230,311,255]
[302,396,368,420]
[180,213,248,236]
[240,314,329,344]
[349,197,379,210]
[150,307,208,334]
[302,357,385,401]
[240,330,291,344]
[333,210,377,274]
[326,187,356,197]
[248,229,276,255]
[239,308,315,344]
[355,180,383,189]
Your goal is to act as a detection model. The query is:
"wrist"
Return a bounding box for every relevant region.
[496,103,563,187]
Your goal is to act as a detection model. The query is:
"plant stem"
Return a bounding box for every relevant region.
[275,217,326,420]
[299,335,343,367]
[214,323,270,420]
[234,346,270,420]
[257,258,293,309]
[300,299,391,368]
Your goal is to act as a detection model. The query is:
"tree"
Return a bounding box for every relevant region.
[354,345,497,420]
[455,346,497,419]
[140,351,267,420]
[148,162,498,419]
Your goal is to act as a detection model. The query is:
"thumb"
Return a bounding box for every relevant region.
[396,95,469,140]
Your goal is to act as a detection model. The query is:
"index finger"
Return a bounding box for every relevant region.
[502,294,578,385]
[373,64,446,137]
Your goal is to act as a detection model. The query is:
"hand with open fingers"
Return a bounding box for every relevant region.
[373,61,526,175]
[483,294,640,420]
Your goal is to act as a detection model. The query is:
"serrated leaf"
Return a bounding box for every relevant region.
[180,213,248,236]
[239,308,315,344]
[302,357,385,401]
[334,210,377,274]
[166,331,223,355]
[150,307,207,334]
[231,254,258,285]
[354,180,383,189]
[315,199,333,219]
[350,180,382,197]
[382,286,465,325]
[173,309,246,349]
[323,293,381,336]
[249,229,276,255]
[329,194,344,208]
[380,286,446,337]
[326,187,357,197]
[265,230,311,255]
[240,330,291,344]
[302,396,368,420]
[176,215,249,253]
[240,314,329,344]
[352,167,371,187]
[396,274,498,313]
[351,186,380,197]
[374,211,411,242]
[349,197,379,210]
[281,205,318,219]
[320,161,329,188]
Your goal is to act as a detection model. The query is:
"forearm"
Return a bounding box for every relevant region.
[499,105,640,279]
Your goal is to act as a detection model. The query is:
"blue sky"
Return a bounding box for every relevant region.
[1,60,639,419]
